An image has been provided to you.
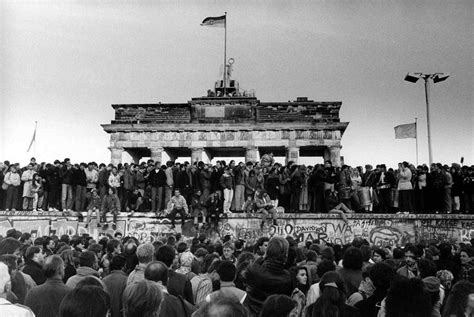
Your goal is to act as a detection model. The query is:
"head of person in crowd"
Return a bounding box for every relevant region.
[264,237,289,264]
[404,245,420,270]
[60,249,75,267]
[372,247,386,264]
[316,260,337,280]
[418,258,438,278]
[59,285,110,317]
[460,247,474,266]
[0,254,19,280]
[122,280,163,317]
[342,246,363,271]
[370,262,395,293]
[71,236,85,251]
[109,254,127,272]
[254,237,269,256]
[291,266,310,294]
[436,269,454,291]
[19,233,32,246]
[43,255,65,280]
[154,244,176,268]
[259,294,296,317]
[308,271,347,317]
[25,246,44,266]
[144,261,168,286]
[422,276,441,311]
[442,281,474,317]
[385,277,432,317]
[136,243,155,265]
[320,246,335,263]
[106,239,122,256]
[222,242,235,261]
[195,297,248,317]
[0,237,22,257]
[177,250,194,274]
[87,243,104,260]
[236,251,256,267]
[79,251,98,269]
[216,260,237,285]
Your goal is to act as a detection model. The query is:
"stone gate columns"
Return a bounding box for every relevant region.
[109,146,124,166]
[191,147,204,164]
[324,145,342,167]
[149,147,163,165]
[286,147,300,164]
[245,146,258,163]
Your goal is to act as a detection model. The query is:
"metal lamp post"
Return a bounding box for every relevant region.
[404,72,449,166]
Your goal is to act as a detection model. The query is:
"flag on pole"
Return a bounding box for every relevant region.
[394,122,416,139]
[201,15,226,27]
[27,123,37,152]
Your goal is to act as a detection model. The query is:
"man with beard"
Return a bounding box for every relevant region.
[396,245,420,278]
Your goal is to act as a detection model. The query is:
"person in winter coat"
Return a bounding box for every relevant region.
[244,237,292,316]
[21,163,36,210]
[101,187,121,229]
[4,165,21,211]
[85,188,102,228]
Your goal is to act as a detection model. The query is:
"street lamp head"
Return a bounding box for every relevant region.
[432,73,450,83]
[404,72,421,83]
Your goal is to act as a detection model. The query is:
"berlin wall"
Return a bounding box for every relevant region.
[0,211,473,247]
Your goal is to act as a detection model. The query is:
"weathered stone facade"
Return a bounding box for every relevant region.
[102,96,349,165]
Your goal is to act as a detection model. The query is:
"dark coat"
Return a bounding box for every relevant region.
[24,278,72,317]
[244,259,292,316]
[102,270,128,317]
[168,270,195,305]
[158,292,195,317]
[22,260,46,285]
[306,302,361,317]
[354,288,387,317]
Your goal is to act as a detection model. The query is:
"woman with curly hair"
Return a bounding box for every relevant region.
[306,271,360,317]
[442,280,474,317]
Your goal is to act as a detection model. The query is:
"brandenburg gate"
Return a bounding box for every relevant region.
[102,76,349,166]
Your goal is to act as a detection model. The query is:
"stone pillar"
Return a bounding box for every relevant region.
[109,147,124,166]
[327,145,342,167]
[245,147,258,163]
[191,148,204,164]
[286,147,300,165]
[149,147,163,165]
[166,150,177,163]
[127,149,142,164]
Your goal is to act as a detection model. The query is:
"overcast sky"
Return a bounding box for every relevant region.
[1,0,472,167]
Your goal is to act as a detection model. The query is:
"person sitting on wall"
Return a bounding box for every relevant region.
[85,188,101,228]
[101,187,121,230]
[167,188,189,229]
[127,187,143,217]
[242,195,256,213]
[206,191,223,229]
[326,189,354,223]
[191,189,207,229]
[254,189,278,229]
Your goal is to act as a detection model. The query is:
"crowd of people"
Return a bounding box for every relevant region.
[1,156,474,224]
[0,226,473,316]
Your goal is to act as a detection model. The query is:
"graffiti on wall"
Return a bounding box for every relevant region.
[1,214,474,246]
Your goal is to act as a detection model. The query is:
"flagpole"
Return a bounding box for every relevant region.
[34,121,37,158]
[415,118,418,166]
[223,12,227,97]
